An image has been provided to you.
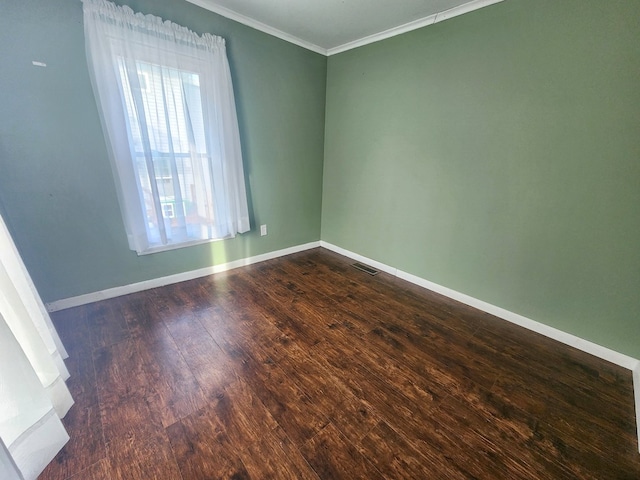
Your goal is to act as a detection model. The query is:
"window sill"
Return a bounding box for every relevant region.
[135,234,237,256]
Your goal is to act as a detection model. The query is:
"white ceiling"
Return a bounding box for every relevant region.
[186,0,504,55]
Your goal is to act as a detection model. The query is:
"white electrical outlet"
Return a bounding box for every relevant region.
[260,224,267,236]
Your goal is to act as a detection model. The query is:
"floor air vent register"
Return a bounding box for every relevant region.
[351,262,379,275]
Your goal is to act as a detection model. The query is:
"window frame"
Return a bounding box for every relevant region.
[82,0,251,255]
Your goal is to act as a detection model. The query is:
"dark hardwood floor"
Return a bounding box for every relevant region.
[39,247,640,479]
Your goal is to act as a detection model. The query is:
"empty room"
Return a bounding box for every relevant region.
[1,0,639,478]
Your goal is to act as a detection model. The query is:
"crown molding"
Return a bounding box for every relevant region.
[327,13,438,56]
[185,0,328,55]
[327,0,505,55]
[435,0,505,23]
[187,0,505,57]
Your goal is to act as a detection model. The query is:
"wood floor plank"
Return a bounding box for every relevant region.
[93,338,169,463]
[279,255,504,391]
[491,371,638,445]
[239,428,320,480]
[430,391,562,479]
[225,271,328,349]
[213,380,320,479]
[106,429,183,480]
[47,247,640,480]
[250,256,502,399]
[166,405,251,480]
[229,266,450,411]
[531,417,640,480]
[218,292,298,364]
[51,306,91,356]
[66,459,112,480]
[308,339,443,445]
[52,307,100,406]
[300,423,385,480]
[38,405,105,480]
[164,310,239,399]
[272,341,380,443]
[211,379,280,441]
[198,303,332,446]
[358,420,468,479]
[285,250,484,337]
[473,325,637,431]
[86,303,129,350]
[206,292,382,445]
[120,298,208,427]
[230,342,330,446]
[94,338,150,405]
[92,315,183,479]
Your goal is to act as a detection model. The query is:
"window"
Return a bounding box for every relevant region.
[82,0,249,254]
[161,203,175,220]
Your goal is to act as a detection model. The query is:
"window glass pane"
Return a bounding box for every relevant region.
[117,57,215,246]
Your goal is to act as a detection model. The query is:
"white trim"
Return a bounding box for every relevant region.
[185,0,327,55]
[319,241,638,370]
[328,0,505,55]
[634,362,640,453]
[320,242,399,277]
[185,0,504,57]
[398,268,638,369]
[45,241,320,312]
[434,0,505,23]
[47,237,640,450]
[326,14,437,56]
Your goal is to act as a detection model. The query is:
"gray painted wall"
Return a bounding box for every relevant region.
[0,0,327,302]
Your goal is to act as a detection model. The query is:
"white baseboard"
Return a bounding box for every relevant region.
[320,240,640,451]
[634,363,640,453]
[320,241,637,368]
[47,238,639,452]
[46,241,321,312]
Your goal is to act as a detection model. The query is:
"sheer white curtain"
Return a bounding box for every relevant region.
[0,213,74,480]
[82,0,250,255]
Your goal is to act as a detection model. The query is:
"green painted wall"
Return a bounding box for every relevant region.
[2,0,639,359]
[0,0,326,302]
[322,0,640,358]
